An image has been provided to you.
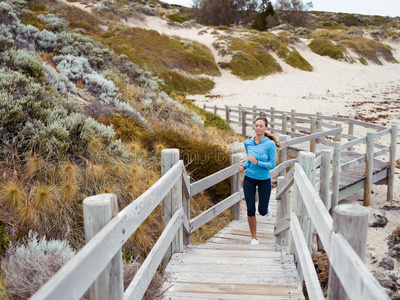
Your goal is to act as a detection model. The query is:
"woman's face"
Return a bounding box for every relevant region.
[255,119,267,135]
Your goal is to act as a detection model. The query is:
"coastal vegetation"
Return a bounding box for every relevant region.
[0,0,399,298]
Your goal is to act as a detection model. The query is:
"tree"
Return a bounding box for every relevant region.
[274,0,313,26]
[192,0,258,26]
[251,0,275,31]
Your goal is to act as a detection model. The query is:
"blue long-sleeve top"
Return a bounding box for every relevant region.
[243,136,276,180]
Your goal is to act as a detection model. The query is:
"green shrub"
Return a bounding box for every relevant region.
[0,49,46,84]
[166,13,190,24]
[227,37,282,80]
[100,26,219,94]
[341,38,397,65]
[148,129,231,201]
[0,223,11,253]
[308,38,345,60]
[277,47,313,71]
[181,97,234,132]
[358,57,368,65]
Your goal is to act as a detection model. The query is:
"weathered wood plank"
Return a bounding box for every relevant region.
[280,127,342,149]
[165,263,298,275]
[190,190,243,233]
[124,208,183,300]
[190,164,240,197]
[168,254,293,265]
[30,161,185,300]
[294,164,333,254]
[276,167,295,199]
[165,272,299,285]
[164,282,303,296]
[162,291,305,300]
[330,233,390,300]
[274,216,290,236]
[290,212,325,300]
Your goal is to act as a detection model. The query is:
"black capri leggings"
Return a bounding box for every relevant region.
[243,176,271,217]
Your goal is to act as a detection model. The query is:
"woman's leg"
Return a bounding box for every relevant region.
[257,178,272,216]
[243,176,257,239]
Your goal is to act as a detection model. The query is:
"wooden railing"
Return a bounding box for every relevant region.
[204,104,397,205]
[275,151,390,299]
[30,105,396,300]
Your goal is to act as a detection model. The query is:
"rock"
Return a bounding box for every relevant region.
[387,245,400,261]
[371,29,386,36]
[393,290,400,300]
[370,255,378,264]
[369,214,388,228]
[379,278,397,291]
[271,24,293,31]
[346,30,363,36]
[396,158,400,168]
[379,257,394,270]
[295,27,308,35]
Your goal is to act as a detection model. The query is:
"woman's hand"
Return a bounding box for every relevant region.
[248,155,257,165]
[238,164,245,173]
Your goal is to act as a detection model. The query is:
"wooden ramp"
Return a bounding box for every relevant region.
[162,197,305,299]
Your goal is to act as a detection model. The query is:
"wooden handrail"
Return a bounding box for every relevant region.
[330,232,389,299]
[30,161,185,300]
[190,189,244,233]
[190,163,240,197]
[124,208,184,300]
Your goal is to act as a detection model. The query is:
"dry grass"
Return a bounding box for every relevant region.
[1,182,25,209]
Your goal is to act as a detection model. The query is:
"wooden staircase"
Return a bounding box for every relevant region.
[162,198,305,299]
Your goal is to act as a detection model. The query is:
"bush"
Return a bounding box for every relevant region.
[2,231,76,299]
[308,38,345,60]
[146,129,231,201]
[43,63,77,95]
[226,37,282,80]
[167,13,190,24]
[278,48,313,71]
[0,49,46,83]
[37,13,64,32]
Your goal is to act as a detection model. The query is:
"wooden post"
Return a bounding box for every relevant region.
[348,115,355,151]
[387,124,397,202]
[310,116,317,153]
[328,204,369,300]
[231,154,241,220]
[225,105,230,123]
[335,123,342,142]
[238,104,242,121]
[278,135,288,176]
[253,105,257,121]
[213,105,217,115]
[83,194,123,300]
[298,152,316,252]
[320,149,332,210]
[291,109,296,133]
[363,132,374,206]
[183,175,190,245]
[282,113,288,135]
[270,107,275,129]
[316,112,322,130]
[203,103,206,110]
[331,142,341,211]
[242,109,247,138]
[161,149,183,269]
[276,176,291,249]
[318,149,332,251]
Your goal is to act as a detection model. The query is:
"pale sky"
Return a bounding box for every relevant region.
[161,0,400,18]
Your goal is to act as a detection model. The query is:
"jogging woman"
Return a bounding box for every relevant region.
[238,116,280,245]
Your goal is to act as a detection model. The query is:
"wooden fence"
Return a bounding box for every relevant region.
[275,151,389,299]
[204,104,397,205]
[30,106,396,300]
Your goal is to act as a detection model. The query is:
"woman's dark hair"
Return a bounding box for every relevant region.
[255,117,281,148]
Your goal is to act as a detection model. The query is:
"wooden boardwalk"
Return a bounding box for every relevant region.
[162,197,305,299]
